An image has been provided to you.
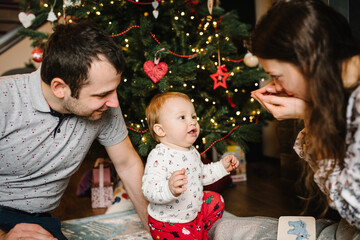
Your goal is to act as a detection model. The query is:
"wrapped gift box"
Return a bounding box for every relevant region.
[91,163,113,208]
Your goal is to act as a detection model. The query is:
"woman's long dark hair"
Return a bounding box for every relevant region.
[251,0,360,216]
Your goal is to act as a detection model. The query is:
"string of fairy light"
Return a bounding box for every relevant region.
[40,0,266,152]
[114,22,264,144]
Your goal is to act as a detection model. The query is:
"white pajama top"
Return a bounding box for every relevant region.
[142,143,229,223]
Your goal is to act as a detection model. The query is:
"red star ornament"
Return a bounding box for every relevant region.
[210,65,230,89]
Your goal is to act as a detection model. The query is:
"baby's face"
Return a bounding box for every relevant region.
[157,97,200,151]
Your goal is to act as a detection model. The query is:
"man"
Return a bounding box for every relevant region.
[0,21,148,240]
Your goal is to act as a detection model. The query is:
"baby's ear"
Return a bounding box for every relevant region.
[153,123,166,137]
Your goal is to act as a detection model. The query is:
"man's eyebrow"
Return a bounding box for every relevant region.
[91,89,114,97]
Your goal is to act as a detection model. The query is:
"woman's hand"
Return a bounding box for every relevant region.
[251,81,307,120]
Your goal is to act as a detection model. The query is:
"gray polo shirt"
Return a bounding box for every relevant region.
[0,68,128,213]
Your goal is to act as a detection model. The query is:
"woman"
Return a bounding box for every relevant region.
[251,0,360,233]
[209,0,360,239]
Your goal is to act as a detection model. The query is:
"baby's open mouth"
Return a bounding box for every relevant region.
[188,129,197,134]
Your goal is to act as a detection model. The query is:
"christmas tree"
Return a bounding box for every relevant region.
[18,0,268,158]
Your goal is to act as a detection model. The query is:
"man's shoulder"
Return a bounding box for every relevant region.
[0,74,30,107]
[0,72,32,91]
[100,106,122,121]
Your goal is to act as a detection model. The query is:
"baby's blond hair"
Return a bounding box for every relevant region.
[146,92,191,142]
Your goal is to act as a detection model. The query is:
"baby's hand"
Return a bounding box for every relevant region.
[168,168,187,197]
[221,155,239,172]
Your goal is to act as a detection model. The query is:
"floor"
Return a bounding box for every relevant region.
[221,159,302,218]
[52,149,304,222]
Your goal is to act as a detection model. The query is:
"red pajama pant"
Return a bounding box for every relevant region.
[148,191,224,240]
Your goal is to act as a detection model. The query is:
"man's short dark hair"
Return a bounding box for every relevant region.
[41,20,126,98]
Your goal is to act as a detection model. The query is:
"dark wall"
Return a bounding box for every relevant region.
[349,0,360,40]
[328,0,360,40]
[222,0,360,41]
[220,0,256,26]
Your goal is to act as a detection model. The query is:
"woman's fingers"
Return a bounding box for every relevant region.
[260,95,306,120]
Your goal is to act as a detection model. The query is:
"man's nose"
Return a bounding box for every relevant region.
[105,91,119,108]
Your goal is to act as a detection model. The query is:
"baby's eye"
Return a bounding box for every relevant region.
[179,115,185,120]
[192,115,197,119]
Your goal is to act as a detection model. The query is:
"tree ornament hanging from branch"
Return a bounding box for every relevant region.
[185,0,199,14]
[31,41,43,63]
[243,52,259,68]
[63,0,81,7]
[152,1,159,19]
[47,8,57,22]
[143,48,168,83]
[47,0,62,22]
[226,96,235,108]
[207,0,214,15]
[18,12,35,28]
[32,47,43,63]
[211,65,230,89]
[211,49,229,89]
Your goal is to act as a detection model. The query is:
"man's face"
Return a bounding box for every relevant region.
[63,57,121,121]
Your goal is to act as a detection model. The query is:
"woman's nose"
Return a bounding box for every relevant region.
[274,82,283,92]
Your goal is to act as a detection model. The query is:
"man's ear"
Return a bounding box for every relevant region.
[50,78,69,99]
[153,123,166,137]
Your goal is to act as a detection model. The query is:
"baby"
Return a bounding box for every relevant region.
[142,92,239,239]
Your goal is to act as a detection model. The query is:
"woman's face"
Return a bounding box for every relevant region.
[259,58,310,101]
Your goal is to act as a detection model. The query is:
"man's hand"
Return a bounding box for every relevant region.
[0,223,57,240]
[168,168,187,197]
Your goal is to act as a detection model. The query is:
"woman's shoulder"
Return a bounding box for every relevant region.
[348,84,360,101]
[347,84,360,117]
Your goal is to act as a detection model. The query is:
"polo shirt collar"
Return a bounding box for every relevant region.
[29,67,51,113]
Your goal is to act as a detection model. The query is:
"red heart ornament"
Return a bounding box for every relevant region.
[143,60,168,83]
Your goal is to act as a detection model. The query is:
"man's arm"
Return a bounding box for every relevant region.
[105,136,149,231]
[0,223,56,240]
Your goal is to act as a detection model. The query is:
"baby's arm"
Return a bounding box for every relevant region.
[168,168,187,197]
[221,154,239,172]
[142,151,178,204]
